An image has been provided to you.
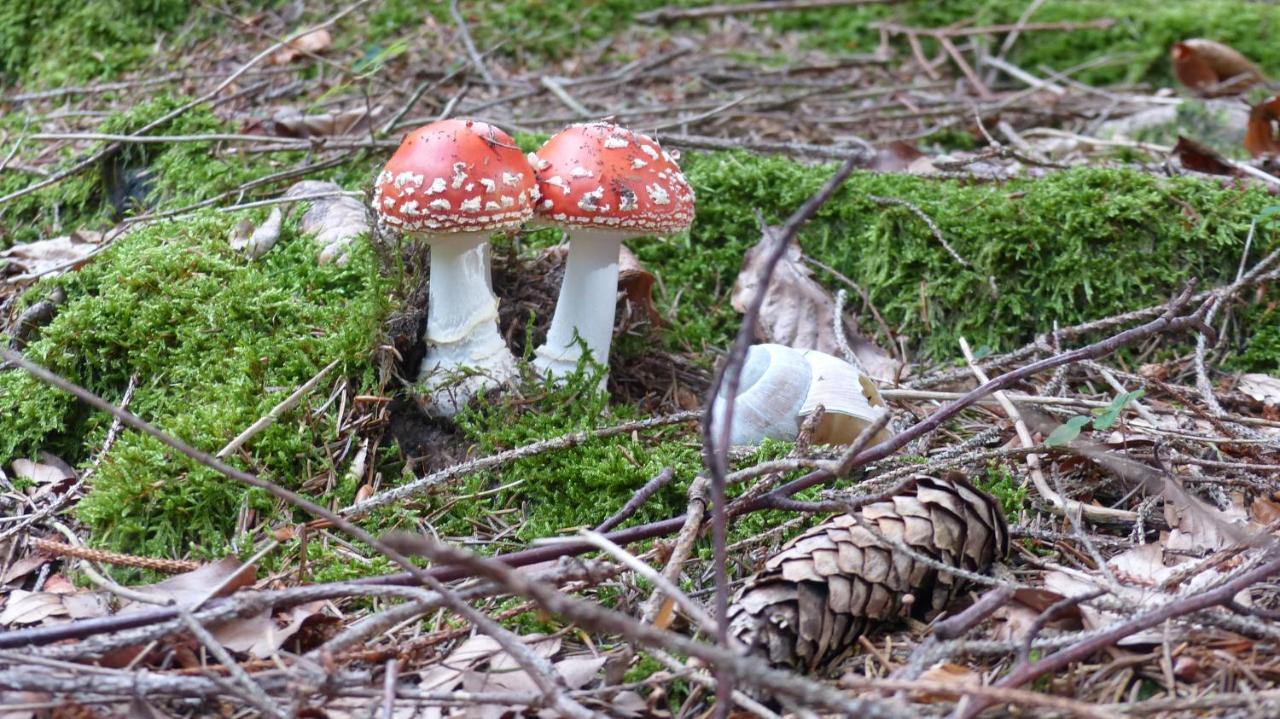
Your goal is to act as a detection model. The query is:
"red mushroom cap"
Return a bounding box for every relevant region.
[373,119,537,234]
[531,122,695,235]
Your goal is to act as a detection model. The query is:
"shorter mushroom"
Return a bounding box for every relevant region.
[373,119,537,416]
[708,344,891,446]
[529,122,695,382]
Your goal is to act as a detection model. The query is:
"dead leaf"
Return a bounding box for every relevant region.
[0,230,102,283]
[0,588,108,626]
[618,245,662,326]
[870,141,927,173]
[285,180,369,265]
[990,588,1078,643]
[553,654,608,689]
[1238,373,1280,406]
[1245,96,1280,158]
[122,557,255,612]
[730,226,900,381]
[270,106,382,139]
[228,207,282,259]
[1171,39,1263,96]
[1164,490,1252,554]
[1251,496,1280,525]
[913,662,982,703]
[270,29,332,65]
[211,599,327,658]
[1172,136,1239,177]
[1,554,51,585]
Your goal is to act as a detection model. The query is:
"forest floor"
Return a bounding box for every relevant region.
[2,1,1280,717]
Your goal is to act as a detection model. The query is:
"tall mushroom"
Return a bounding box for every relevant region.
[530,122,695,381]
[373,119,537,416]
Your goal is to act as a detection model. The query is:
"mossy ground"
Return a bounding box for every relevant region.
[3,2,1280,577]
[3,134,1277,571]
[9,1,1280,90]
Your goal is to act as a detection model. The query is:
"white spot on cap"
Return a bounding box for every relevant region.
[528,185,541,202]
[395,172,424,188]
[382,197,395,208]
[640,144,660,160]
[604,136,629,149]
[465,182,475,192]
[502,171,524,187]
[460,196,482,212]
[377,171,392,185]
[542,199,554,209]
[485,201,500,211]
[451,162,468,189]
[545,176,571,194]
[428,199,452,211]
[480,178,496,193]
[401,200,421,216]
[501,196,514,208]
[618,187,638,211]
[578,186,605,212]
[646,184,670,205]
[425,177,447,195]
[632,158,648,169]
[570,166,593,179]
[527,152,551,171]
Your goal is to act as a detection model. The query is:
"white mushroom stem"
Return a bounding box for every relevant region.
[533,229,625,379]
[419,232,516,413]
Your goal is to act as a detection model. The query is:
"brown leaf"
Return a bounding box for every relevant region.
[0,588,109,626]
[213,599,327,658]
[1245,96,1280,158]
[1238,372,1280,406]
[913,662,982,703]
[0,231,102,283]
[1,554,51,585]
[285,180,369,265]
[618,245,662,326]
[270,106,380,139]
[869,141,926,173]
[270,29,332,65]
[123,557,255,612]
[1172,135,1239,177]
[730,226,901,381]
[1171,39,1263,96]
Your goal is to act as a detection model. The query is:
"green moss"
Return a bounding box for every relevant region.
[0,95,301,251]
[976,463,1028,522]
[0,211,389,558]
[768,0,1280,88]
[425,367,702,548]
[651,156,1276,363]
[0,0,192,85]
[358,1,1280,88]
[5,141,1278,563]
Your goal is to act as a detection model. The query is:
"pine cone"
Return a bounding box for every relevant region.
[727,476,1009,673]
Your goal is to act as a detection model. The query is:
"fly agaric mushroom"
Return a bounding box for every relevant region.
[529,122,695,380]
[373,119,537,416]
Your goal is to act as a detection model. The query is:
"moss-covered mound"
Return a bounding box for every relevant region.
[658,156,1275,364]
[0,214,388,557]
[2,148,1276,561]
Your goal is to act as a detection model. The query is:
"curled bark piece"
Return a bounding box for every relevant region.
[728,476,1009,673]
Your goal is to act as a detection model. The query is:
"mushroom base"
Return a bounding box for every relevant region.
[532,230,625,383]
[418,233,518,417]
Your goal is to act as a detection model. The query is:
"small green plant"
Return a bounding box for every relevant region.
[978,462,1028,521]
[1043,389,1145,447]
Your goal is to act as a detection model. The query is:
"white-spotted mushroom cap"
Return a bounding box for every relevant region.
[531,122,695,235]
[373,119,537,234]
